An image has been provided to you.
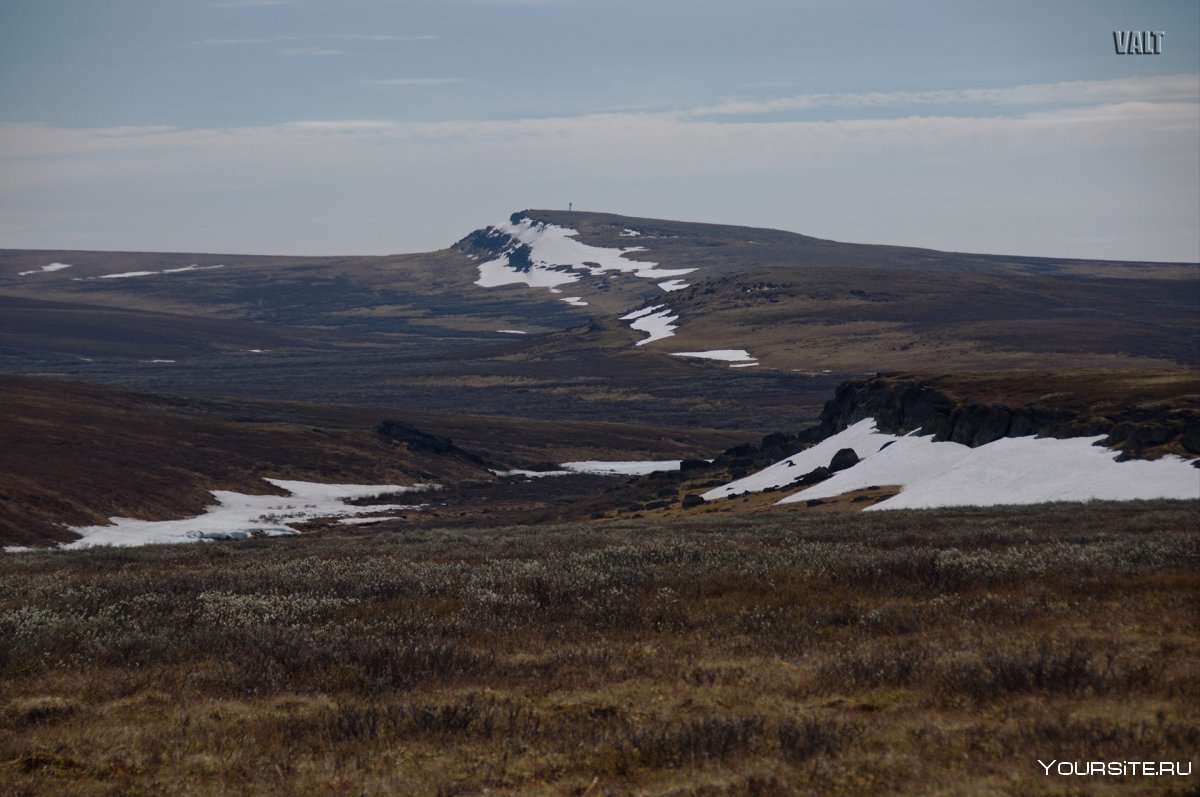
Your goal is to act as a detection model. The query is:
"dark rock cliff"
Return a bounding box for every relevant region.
[802,374,1200,462]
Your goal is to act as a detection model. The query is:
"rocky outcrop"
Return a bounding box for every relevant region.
[377,421,493,468]
[802,375,1200,461]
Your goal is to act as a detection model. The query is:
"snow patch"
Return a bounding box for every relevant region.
[338,514,417,526]
[658,279,690,292]
[496,329,529,335]
[476,252,579,289]
[100,271,158,279]
[671,349,756,364]
[628,307,678,346]
[17,263,72,276]
[561,296,588,307]
[60,479,435,549]
[161,264,225,274]
[620,304,664,321]
[703,419,895,501]
[562,460,682,476]
[473,218,694,292]
[492,468,573,478]
[620,228,642,237]
[79,265,225,281]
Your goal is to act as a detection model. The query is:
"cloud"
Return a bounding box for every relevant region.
[280,47,343,56]
[689,74,1200,118]
[211,0,291,6]
[365,78,468,87]
[1,76,1196,260]
[196,34,435,46]
[197,37,274,45]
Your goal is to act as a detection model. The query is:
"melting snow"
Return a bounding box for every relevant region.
[621,306,678,346]
[17,263,72,276]
[338,514,418,526]
[672,349,756,364]
[703,420,895,501]
[776,431,1200,511]
[620,228,642,237]
[621,305,664,321]
[161,264,224,274]
[100,271,158,279]
[477,253,579,289]
[474,218,694,292]
[658,279,690,292]
[492,468,573,478]
[702,419,1200,510]
[78,265,225,280]
[561,296,589,307]
[60,479,434,549]
[562,460,682,475]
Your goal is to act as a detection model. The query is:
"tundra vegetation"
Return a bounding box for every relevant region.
[2,501,1197,796]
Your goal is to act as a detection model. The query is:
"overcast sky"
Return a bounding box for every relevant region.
[1,0,1197,260]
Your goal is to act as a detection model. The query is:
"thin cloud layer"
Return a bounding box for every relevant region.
[1,76,1196,260]
[689,74,1200,117]
[365,78,469,87]
[196,34,435,46]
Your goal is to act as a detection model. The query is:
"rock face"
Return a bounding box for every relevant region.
[802,375,1200,460]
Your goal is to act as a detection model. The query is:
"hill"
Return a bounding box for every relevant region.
[1,210,1196,433]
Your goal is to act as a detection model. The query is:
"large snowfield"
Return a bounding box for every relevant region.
[705,419,1200,510]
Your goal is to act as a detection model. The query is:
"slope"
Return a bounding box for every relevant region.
[0,375,744,547]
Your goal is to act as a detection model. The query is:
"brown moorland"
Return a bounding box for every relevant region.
[1,502,1197,796]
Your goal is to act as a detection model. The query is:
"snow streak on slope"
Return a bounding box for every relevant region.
[474,218,694,291]
[703,419,1200,510]
[62,479,433,549]
[621,305,678,345]
[17,263,72,276]
[72,265,226,281]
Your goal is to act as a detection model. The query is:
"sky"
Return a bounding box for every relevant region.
[1,0,1197,261]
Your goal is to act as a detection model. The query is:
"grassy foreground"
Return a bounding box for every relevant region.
[2,502,1198,796]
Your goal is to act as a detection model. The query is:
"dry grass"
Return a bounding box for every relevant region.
[1,501,1197,795]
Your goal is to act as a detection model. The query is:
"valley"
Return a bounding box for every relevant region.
[1,211,1197,549]
[2,211,1197,796]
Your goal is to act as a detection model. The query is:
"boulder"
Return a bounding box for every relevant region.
[828,448,860,473]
